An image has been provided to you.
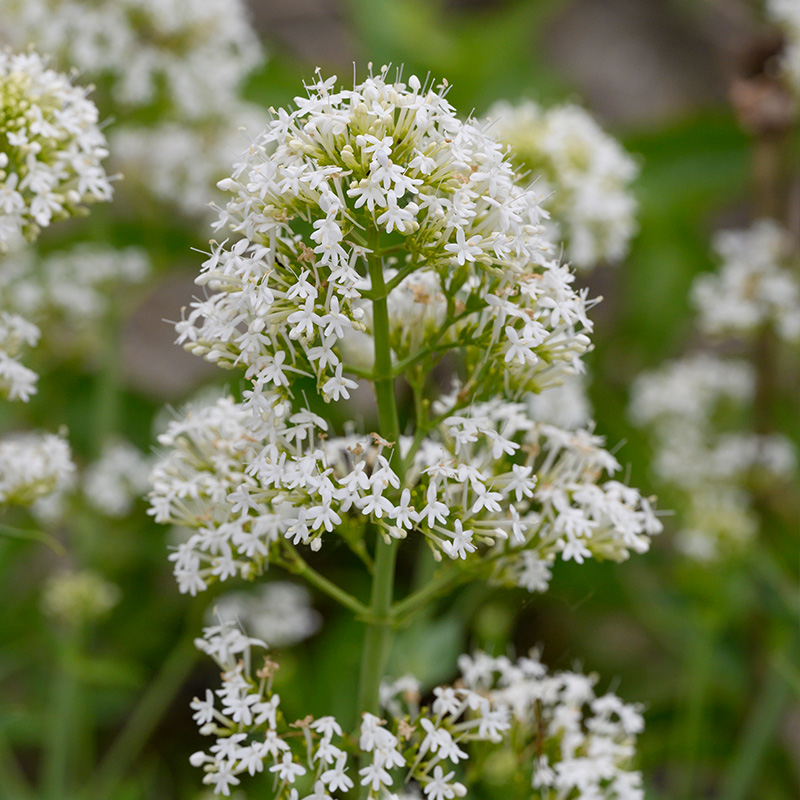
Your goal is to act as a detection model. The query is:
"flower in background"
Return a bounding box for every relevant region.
[0,244,150,356]
[486,100,638,271]
[83,439,152,518]
[41,568,120,627]
[629,354,796,559]
[0,311,39,401]
[0,0,262,119]
[0,49,112,250]
[767,0,800,94]
[692,219,800,343]
[0,431,74,507]
[212,583,321,648]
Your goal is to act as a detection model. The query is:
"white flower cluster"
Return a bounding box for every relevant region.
[0,49,112,250]
[212,582,322,648]
[189,623,644,799]
[111,105,270,217]
[0,244,149,343]
[83,439,152,517]
[41,568,120,626]
[0,0,262,120]
[486,100,638,271]
[0,310,39,401]
[150,393,660,596]
[0,431,74,507]
[176,68,592,404]
[767,0,800,94]
[691,219,800,342]
[527,373,592,430]
[629,354,796,559]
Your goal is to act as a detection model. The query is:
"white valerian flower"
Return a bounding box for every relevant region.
[111,102,270,217]
[629,353,796,558]
[0,0,263,120]
[0,431,74,507]
[41,568,121,626]
[177,67,592,405]
[188,623,645,799]
[0,311,39,401]
[0,244,150,354]
[767,0,800,94]
[0,49,112,249]
[150,392,660,596]
[527,373,591,429]
[486,99,638,270]
[83,439,153,517]
[691,219,800,343]
[212,583,322,648]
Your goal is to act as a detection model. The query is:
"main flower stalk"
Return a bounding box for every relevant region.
[357,240,403,722]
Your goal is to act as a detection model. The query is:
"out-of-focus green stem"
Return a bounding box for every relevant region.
[720,660,792,800]
[675,620,716,800]
[43,627,83,800]
[84,634,198,800]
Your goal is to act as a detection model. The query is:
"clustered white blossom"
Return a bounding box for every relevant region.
[0,431,74,507]
[176,68,593,405]
[0,244,150,348]
[0,310,39,401]
[111,104,270,217]
[150,392,660,596]
[41,568,121,626]
[212,582,322,648]
[83,439,152,517]
[767,0,800,94]
[691,219,800,342]
[486,100,638,271]
[189,622,645,799]
[527,373,592,430]
[0,49,112,250]
[0,0,262,120]
[629,354,796,559]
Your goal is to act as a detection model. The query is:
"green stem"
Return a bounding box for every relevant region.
[356,237,403,728]
[43,627,83,800]
[84,635,198,800]
[0,524,66,556]
[675,620,716,800]
[391,567,465,623]
[276,545,370,618]
[720,660,792,800]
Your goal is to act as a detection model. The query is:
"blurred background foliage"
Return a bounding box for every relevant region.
[0,1,798,799]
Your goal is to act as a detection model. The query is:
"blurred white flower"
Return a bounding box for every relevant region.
[0,431,74,507]
[84,439,152,517]
[0,49,112,249]
[692,219,800,342]
[212,583,321,648]
[487,99,638,270]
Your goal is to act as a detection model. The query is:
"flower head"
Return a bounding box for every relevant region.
[0,49,112,249]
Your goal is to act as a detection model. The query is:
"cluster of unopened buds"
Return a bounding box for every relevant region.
[190,623,645,799]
